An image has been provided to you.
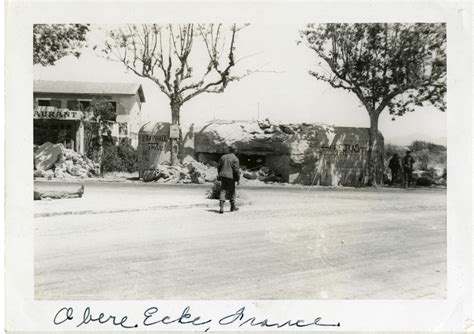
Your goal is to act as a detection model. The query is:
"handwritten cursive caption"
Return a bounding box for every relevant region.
[53,305,341,331]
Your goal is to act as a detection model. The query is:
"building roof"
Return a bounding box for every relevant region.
[34,80,146,102]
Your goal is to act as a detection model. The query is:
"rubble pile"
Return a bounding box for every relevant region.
[413,168,447,186]
[34,142,100,179]
[143,155,281,184]
[242,166,283,183]
[143,155,274,186]
[142,155,218,184]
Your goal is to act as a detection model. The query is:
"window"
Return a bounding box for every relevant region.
[78,100,91,111]
[67,100,79,110]
[67,99,91,111]
[107,101,117,113]
[38,99,50,107]
[119,122,128,136]
[38,99,61,108]
[100,101,117,121]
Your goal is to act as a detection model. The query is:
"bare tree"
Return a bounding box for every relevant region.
[103,24,254,165]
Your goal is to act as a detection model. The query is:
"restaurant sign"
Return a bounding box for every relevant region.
[34,106,84,120]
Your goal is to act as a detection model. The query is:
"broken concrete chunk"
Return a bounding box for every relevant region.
[34,142,66,171]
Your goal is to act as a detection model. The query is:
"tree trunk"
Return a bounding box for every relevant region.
[367,112,381,186]
[170,102,180,166]
[97,123,103,176]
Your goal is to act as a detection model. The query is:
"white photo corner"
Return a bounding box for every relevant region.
[4,0,473,332]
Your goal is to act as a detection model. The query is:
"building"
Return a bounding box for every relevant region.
[33,80,145,153]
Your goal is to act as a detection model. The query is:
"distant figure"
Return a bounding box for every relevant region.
[34,185,84,200]
[401,151,415,188]
[388,153,401,185]
[217,144,240,214]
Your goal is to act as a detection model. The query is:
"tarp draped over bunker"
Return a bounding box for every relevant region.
[138,120,384,186]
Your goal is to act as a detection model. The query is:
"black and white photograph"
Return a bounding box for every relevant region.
[4,1,472,332]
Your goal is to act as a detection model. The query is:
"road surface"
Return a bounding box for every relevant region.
[35,182,446,300]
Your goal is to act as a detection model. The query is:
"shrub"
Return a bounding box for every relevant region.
[101,139,138,173]
[409,140,446,170]
[416,177,434,186]
[207,180,223,199]
[116,139,138,172]
[385,143,405,162]
[206,179,245,200]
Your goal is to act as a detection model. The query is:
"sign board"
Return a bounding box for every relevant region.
[169,124,180,139]
[34,107,84,120]
[138,122,171,171]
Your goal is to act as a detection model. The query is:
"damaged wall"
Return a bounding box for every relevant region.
[138,120,384,186]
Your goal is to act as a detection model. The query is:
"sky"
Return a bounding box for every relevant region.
[33,23,447,146]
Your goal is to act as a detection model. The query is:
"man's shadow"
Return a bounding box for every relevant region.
[206,209,222,214]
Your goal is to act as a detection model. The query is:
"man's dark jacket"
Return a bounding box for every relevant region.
[389,157,401,171]
[402,155,415,171]
[218,153,240,181]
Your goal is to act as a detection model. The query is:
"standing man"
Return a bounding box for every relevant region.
[402,150,415,188]
[388,153,401,185]
[218,144,240,214]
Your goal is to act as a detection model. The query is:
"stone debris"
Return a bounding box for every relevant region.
[143,155,220,185]
[34,142,66,171]
[143,155,270,186]
[33,142,101,179]
[243,171,258,180]
[241,166,281,183]
[412,169,447,187]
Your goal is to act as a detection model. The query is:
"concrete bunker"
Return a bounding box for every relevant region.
[138,120,384,186]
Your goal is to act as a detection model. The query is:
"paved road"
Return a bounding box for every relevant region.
[35,182,446,300]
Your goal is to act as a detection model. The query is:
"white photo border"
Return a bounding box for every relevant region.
[5,0,472,331]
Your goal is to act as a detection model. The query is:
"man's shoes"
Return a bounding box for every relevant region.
[219,200,225,214]
[230,201,239,212]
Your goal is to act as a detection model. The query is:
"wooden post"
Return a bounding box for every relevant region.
[76,120,85,154]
